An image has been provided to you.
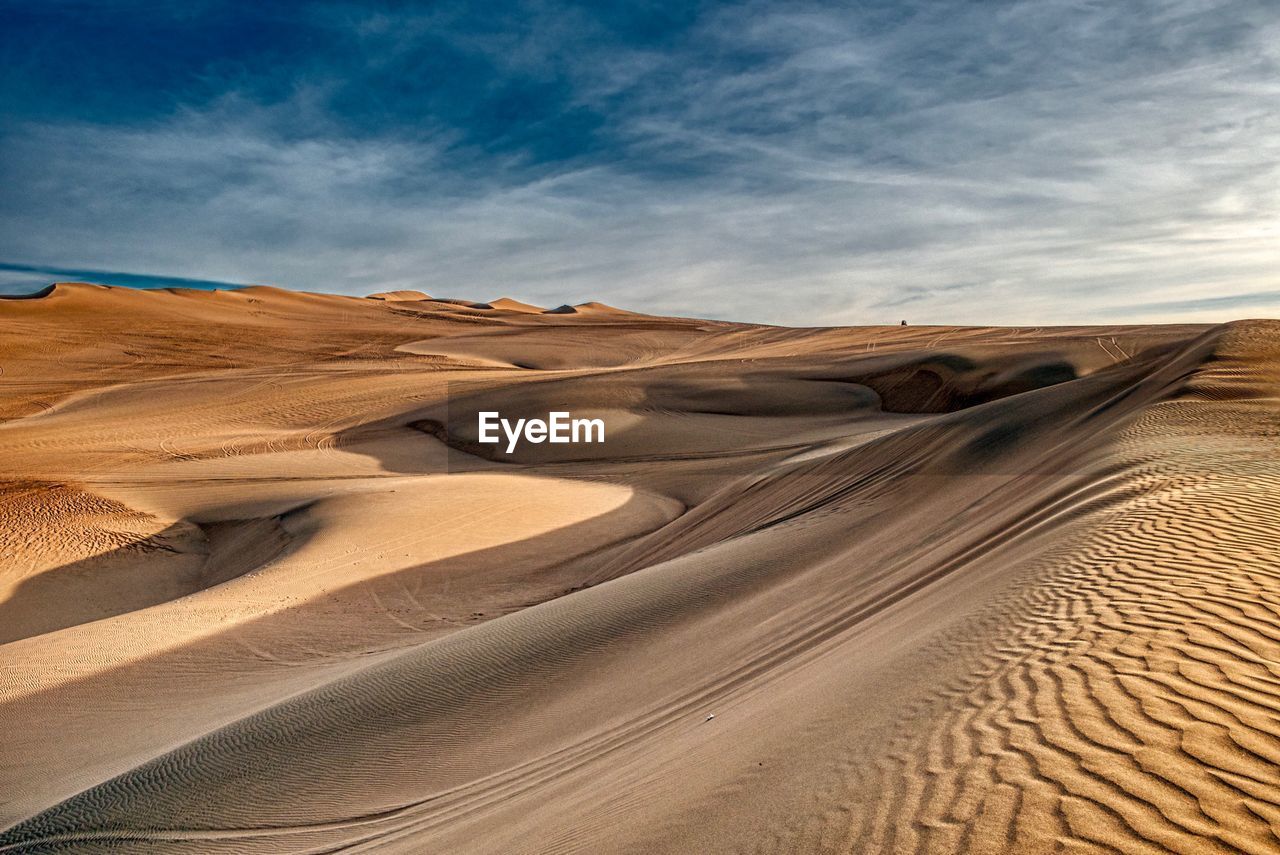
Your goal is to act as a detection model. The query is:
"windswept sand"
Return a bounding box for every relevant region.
[1,284,1278,853]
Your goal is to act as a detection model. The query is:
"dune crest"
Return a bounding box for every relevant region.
[367,289,431,301]
[1,287,1277,854]
[488,296,545,313]
[573,300,630,314]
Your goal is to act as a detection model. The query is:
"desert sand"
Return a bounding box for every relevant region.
[1,283,1278,853]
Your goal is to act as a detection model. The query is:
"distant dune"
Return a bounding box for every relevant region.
[367,290,431,301]
[487,296,546,313]
[1,283,1278,853]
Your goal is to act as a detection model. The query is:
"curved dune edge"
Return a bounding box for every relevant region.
[0,467,681,828]
[1,287,1278,854]
[0,283,60,300]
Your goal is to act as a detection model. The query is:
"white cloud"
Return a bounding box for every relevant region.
[1,0,1278,324]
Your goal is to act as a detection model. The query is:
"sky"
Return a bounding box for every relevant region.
[1,0,1278,325]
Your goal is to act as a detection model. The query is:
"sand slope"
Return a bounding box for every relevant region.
[1,284,1277,853]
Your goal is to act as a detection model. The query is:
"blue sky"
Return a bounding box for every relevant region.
[1,0,1277,324]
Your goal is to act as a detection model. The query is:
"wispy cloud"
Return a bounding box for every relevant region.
[1107,288,1280,316]
[1,0,1277,323]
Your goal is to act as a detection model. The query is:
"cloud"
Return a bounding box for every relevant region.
[0,0,1277,324]
[1106,288,1280,317]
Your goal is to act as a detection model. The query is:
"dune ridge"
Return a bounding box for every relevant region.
[0,285,1276,853]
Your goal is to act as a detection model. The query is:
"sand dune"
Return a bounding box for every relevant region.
[367,290,431,301]
[1,284,1277,853]
[488,297,546,313]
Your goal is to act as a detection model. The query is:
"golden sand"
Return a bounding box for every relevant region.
[1,284,1277,853]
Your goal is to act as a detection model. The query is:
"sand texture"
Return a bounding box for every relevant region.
[1,284,1278,853]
